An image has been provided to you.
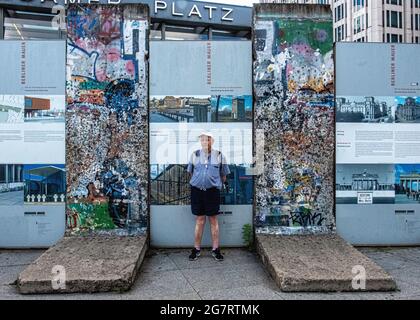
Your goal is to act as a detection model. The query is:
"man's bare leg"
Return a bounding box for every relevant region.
[194,216,206,249]
[209,215,219,250]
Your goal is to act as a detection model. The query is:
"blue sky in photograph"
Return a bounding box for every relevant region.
[395,96,420,105]
[211,95,252,112]
[395,164,420,183]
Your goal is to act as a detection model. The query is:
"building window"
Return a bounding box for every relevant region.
[3,10,64,40]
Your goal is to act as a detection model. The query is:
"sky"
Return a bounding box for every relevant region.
[395,164,420,183]
[395,96,420,105]
[211,95,253,111]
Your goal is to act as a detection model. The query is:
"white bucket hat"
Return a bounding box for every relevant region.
[198,131,214,139]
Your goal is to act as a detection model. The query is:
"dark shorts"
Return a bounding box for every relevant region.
[191,186,220,216]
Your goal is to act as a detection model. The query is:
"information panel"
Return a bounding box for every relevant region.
[336,43,420,245]
[150,41,253,247]
[0,40,66,248]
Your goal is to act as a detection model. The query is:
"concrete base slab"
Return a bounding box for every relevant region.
[17,235,148,294]
[256,234,397,292]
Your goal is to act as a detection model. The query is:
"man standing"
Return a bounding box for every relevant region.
[187,131,230,261]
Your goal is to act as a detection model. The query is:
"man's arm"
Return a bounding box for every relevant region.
[186,152,194,179]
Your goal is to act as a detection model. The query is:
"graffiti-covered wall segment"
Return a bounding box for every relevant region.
[66,5,149,235]
[253,4,335,234]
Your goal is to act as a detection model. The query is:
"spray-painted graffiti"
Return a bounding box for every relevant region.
[253,4,335,234]
[66,5,149,235]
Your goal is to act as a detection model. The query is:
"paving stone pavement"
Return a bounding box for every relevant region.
[0,247,419,300]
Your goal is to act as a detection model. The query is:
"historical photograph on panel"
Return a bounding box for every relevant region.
[0,164,24,206]
[395,164,420,204]
[150,164,253,206]
[150,95,253,123]
[23,164,66,204]
[395,97,420,123]
[336,96,396,123]
[336,164,395,204]
[0,96,24,123]
[337,96,420,124]
[24,95,65,123]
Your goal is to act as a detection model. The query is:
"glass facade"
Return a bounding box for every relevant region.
[0,4,251,41]
[3,9,64,40]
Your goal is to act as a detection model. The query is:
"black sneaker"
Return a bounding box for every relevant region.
[211,248,224,261]
[189,248,201,261]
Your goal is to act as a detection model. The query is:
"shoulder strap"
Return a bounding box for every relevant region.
[191,150,200,174]
[218,151,222,175]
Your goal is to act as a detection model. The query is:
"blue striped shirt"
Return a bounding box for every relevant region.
[187,149,230,190]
